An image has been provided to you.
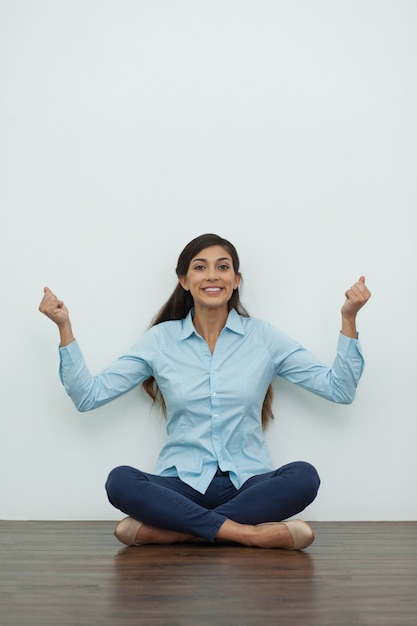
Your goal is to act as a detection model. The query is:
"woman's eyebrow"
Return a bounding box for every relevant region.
[191,256,231,263]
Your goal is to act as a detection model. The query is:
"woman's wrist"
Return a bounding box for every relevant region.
[58,321,75,347]
[341,315,357,339]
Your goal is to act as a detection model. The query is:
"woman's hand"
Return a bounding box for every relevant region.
[39,287,75,346]
[342,276,371,318]
[340,276,371,338]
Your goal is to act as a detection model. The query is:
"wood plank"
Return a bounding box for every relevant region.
[1,521,416,625]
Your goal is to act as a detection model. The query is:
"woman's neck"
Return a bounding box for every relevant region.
[192,306,229,353]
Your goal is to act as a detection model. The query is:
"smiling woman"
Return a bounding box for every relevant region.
[39,233,371,550]
[142,235,274,431]
[179,245,241,341]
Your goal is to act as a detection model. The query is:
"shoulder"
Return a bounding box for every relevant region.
[145,319,184,339]
[238,314,301,351]
[229,311,277,342]
[238,313,276,336]
[150,318,184,331]
[130,319,184,352]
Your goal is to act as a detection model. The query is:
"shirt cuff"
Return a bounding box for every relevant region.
[337,331,363,357]
[59,339,83,365]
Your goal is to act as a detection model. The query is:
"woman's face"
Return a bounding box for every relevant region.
[179,245,241,312]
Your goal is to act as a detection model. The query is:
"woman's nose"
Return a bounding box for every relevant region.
[207,267,218,281]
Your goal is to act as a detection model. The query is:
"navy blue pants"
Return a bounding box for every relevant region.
[105,461,320,543]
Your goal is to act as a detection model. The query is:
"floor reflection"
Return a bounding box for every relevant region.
[110,542,316,621]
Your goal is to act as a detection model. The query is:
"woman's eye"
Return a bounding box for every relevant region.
[219,264,230,270]
[194,265,205,271]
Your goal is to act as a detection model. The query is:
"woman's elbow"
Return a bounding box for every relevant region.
[334,390,356,405]
[76,403,91,413]
[70,395,96,412]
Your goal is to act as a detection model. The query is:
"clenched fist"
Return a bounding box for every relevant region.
[341,276,371,319]
[39,287,74,346]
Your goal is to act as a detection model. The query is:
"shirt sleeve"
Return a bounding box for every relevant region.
[268,326,365,404]
[59,333,155,412]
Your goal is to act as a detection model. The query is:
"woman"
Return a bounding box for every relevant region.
[39,233,371,550]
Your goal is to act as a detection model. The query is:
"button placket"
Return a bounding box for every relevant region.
[210,362,222,456]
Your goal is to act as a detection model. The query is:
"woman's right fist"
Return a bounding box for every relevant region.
[39,287,70,326]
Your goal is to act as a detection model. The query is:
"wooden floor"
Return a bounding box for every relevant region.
[1,521,416,626]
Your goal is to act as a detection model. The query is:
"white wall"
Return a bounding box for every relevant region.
[1,0,416,521]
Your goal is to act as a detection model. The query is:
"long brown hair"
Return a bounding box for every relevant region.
[142,234,274,429]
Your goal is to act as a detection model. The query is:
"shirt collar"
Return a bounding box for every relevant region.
[179,308,245,340]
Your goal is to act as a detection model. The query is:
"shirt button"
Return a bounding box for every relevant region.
[213,413,218,418]
[212,392,217,397]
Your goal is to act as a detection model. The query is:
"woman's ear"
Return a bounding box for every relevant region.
[179,276,189,291]
[234,274,242,290]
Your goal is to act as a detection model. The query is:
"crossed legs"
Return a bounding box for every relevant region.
[105,462,320,549]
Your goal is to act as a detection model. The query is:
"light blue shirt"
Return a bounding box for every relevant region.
[59,309,364,493]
